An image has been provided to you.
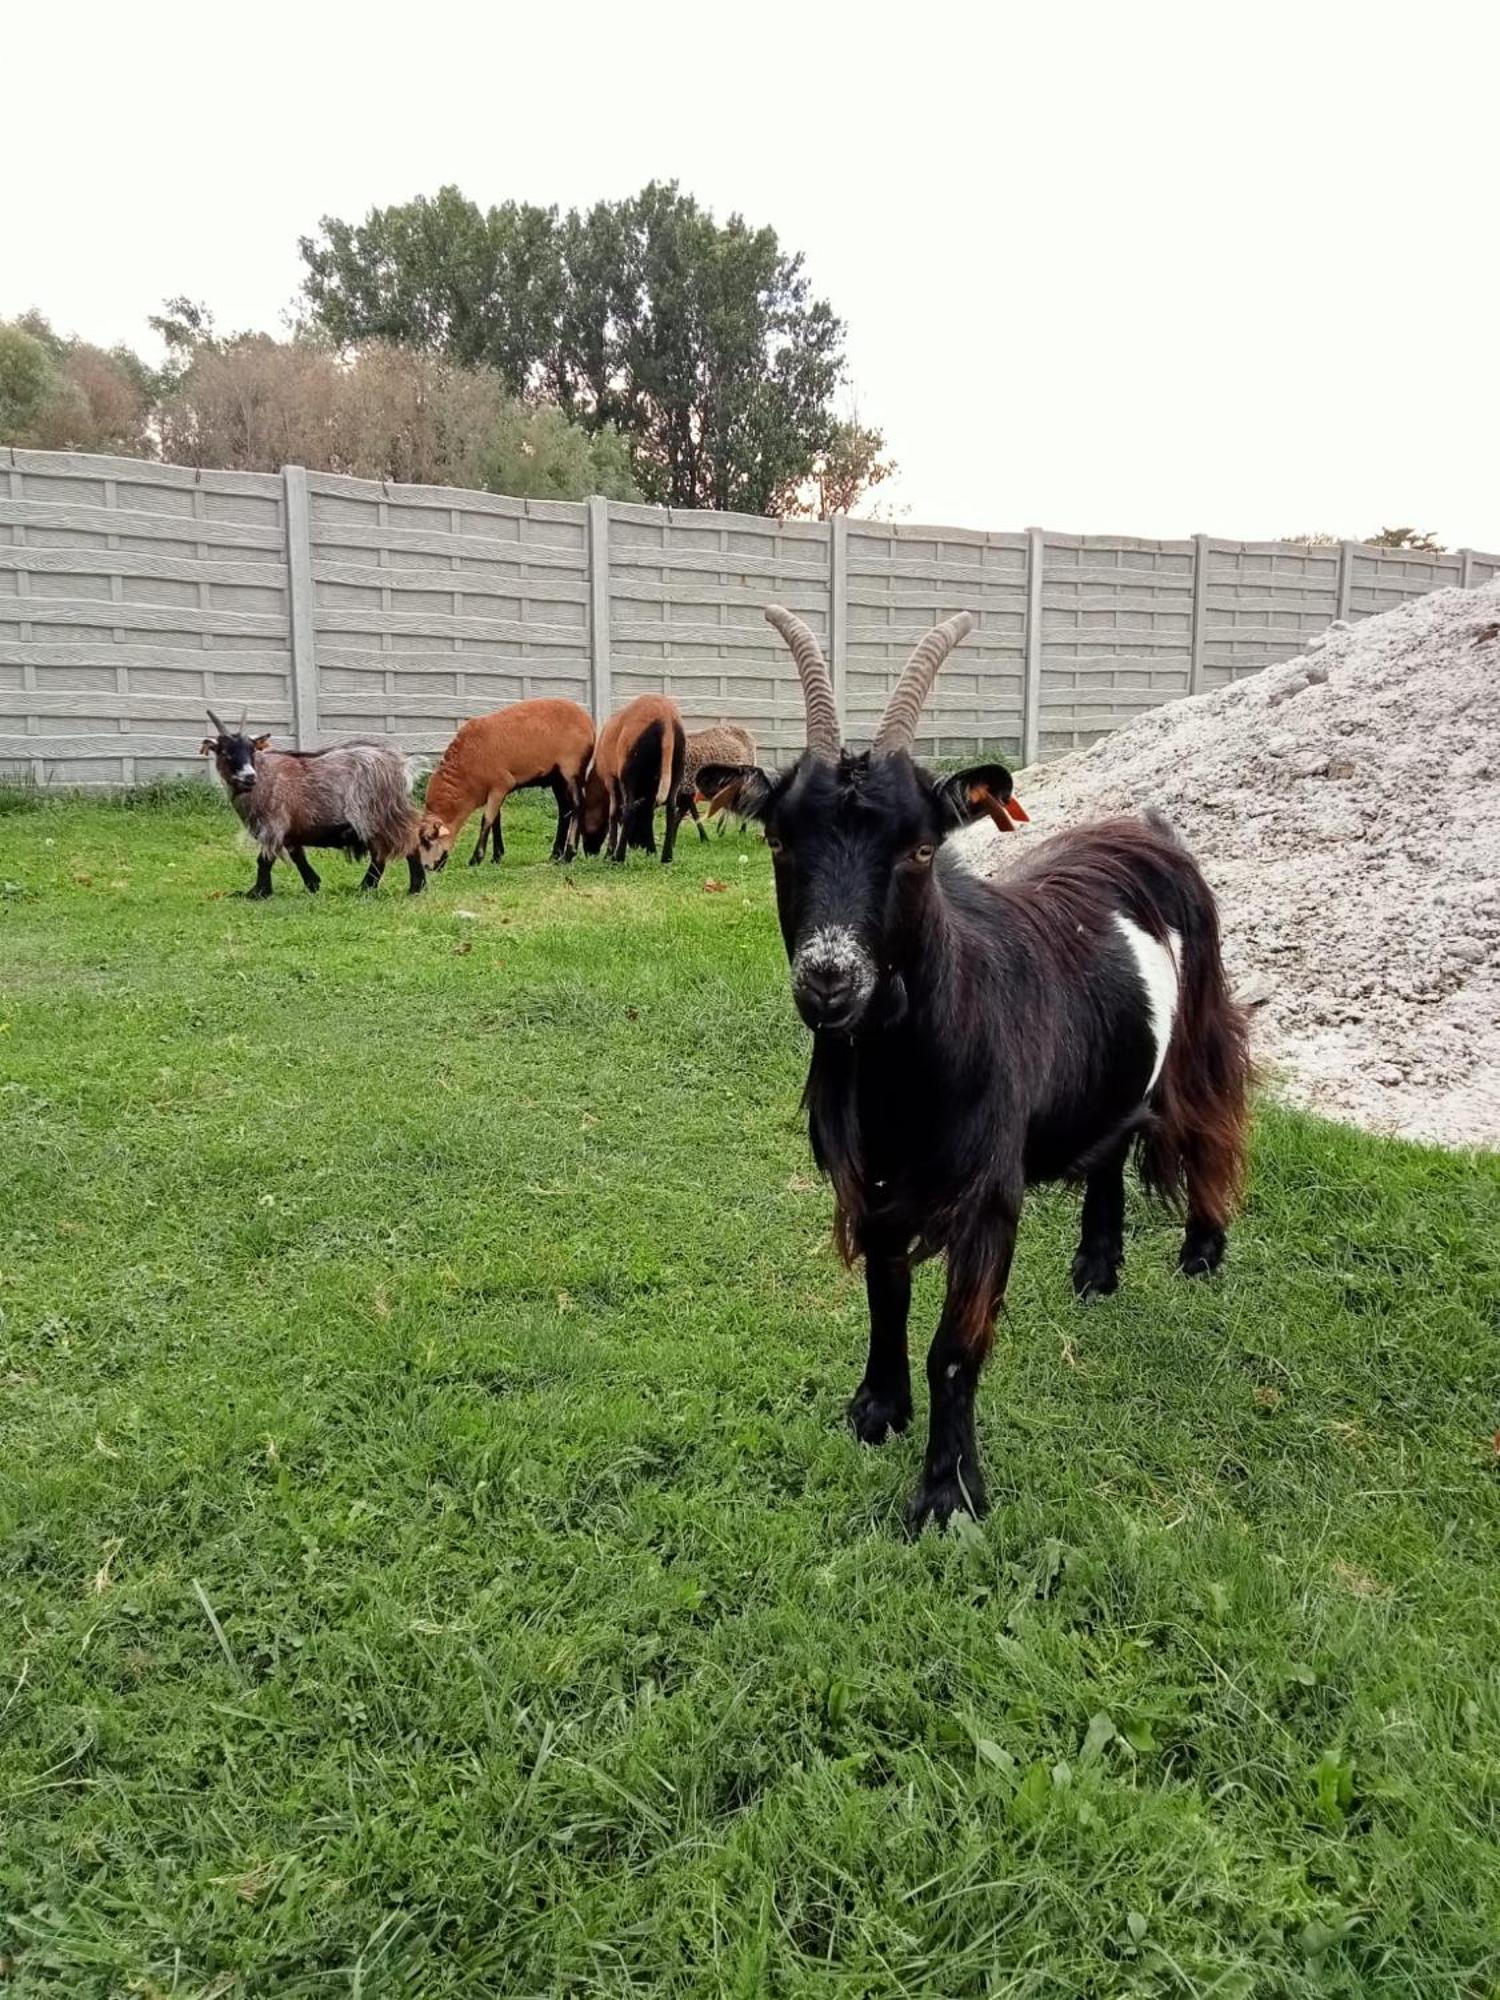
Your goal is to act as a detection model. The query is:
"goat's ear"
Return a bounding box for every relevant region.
[199,739,217,757]
[933,763,1027,832]
[695,763,774,822]
[253,734,271,751]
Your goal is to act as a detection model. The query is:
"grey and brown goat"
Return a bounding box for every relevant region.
[200,711,424,898]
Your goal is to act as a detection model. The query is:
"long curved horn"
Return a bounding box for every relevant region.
[206,708,228,736]
[871,611,976,759]
[765,604,840,762]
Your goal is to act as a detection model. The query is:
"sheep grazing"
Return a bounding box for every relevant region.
[416,698,596,873]
[697,607,1251,1532]
[678,724,758,841]
[579,694,687,864]
[200,711,424,897]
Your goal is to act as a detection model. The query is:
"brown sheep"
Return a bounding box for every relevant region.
[416,698,596,872]
[677,724,759,841]
[579,694,687,864]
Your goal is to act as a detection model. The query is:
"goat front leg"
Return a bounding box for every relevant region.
[405,852,426,895]
[686,794,708,843]
[246,853,274,899]
[849,1232,913,1443]
[909,1206,1017,1532]
[360,856,386,891]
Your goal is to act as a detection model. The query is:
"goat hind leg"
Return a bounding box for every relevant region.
[288,844,320,894]
[1071,1139,1128,1298]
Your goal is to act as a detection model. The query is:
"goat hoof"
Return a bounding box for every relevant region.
[1070,1248,1121,1299]
[304,879,320,895]
[244,887,271,901]
[847,1383,912,1445]
[906,1472,987,1535]
[1178,1230,1226,1279]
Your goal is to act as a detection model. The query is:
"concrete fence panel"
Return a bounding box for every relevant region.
[846,524,1028,759]
[1,450,290,786]
[3,448,1496,787]
[606,504,832,761]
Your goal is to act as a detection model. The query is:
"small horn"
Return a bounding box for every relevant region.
[206,708,228,736]
[765,604,840,762]
[237,706,248,733]
[871,612,976,759]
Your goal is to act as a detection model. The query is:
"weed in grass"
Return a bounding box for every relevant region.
[1,791,1498,1995]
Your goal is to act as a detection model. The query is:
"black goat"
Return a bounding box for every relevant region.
[698,606,1250,1532]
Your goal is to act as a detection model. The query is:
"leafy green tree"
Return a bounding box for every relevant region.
[299,182,862,515]
[480,402,637,503]
[299,189,562,391]
[0,313,151,452]
[0,322,56,438]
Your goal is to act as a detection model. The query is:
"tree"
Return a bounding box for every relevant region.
[780,419,897,519]
[480,402,637,503]
[299,181,860,515]
[0,313,151,453]
[300,189,564,392]
[153,326,638,500]
[1366,526,1445,552]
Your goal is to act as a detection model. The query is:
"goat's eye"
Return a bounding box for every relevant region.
[766,835,785,856]
[910,843,936,866]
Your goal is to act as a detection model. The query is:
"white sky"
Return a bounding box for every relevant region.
[7,0,1498,547]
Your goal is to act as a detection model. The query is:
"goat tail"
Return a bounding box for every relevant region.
[1135,871,1252,1232]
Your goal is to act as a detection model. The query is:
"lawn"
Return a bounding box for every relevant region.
[2,783,1498,1999]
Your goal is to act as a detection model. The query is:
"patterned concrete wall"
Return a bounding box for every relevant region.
[845,525,1027,756]
[3,447,1496,784]
[605,504,830,761]
[1,451,289,786]
[308,474,591,758]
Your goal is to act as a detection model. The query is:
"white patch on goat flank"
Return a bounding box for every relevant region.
[1114,914,1182,1093]
[793,925,877,1002]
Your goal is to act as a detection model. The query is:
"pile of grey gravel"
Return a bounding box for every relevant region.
[951,581,1500,1150]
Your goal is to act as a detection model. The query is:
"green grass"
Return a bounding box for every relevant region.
[2,788,1498,1999]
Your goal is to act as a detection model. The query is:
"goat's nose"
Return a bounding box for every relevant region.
[795,961,857,1028]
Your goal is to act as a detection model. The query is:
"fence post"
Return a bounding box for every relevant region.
[282,465,319,749]
[1336,540,1356,622]
[1189,533,1210,695]
[1021,526,1045,768]
[1460,547,1475,589]
[587,496,612,720]
[829,514,849,739]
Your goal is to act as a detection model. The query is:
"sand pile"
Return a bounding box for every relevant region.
[952,582,1500,1149]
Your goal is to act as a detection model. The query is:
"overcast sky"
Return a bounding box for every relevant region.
[8,1,1497,547]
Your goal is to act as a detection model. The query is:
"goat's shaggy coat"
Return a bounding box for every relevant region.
[580,695,688,864]
[698,608,1250,1531]
[417,698,595,871]
[679,724,758,840]
[201,718,423,897]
